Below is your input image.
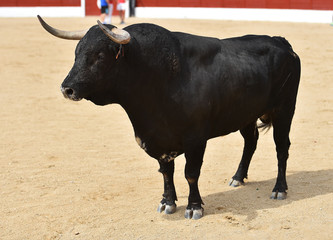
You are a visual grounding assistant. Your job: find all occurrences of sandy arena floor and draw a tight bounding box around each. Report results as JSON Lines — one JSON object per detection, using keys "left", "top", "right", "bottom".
{"left": 0, "top": 16, "right": 332, "bottom": 239}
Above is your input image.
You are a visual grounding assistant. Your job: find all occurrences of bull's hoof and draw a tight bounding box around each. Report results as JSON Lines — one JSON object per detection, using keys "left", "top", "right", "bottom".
{"left": 157, "top": 202, "right": 177, "bottom": 214}
{"left": 270, "top": 191, "right": 287, "bottom": 200}
{"left": 228, "top": 178, "right": 244, "bottom": 187}
{"left": 184, "top": 208, "right": 204, "bottom": 220}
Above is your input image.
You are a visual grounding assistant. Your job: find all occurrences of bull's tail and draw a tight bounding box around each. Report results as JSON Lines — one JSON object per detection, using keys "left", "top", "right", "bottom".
{"left": 257, "top": 70, "right": 293, "bottom": 132}
{"left": 257, "top": 41, "right": 301, "bottom": 133}
{"left": 258, "top": 113, "right": 273, "bottom": 131}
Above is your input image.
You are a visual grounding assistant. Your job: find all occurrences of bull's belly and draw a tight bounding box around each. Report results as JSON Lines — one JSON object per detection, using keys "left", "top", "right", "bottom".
{"left": 208, "top": 107, "right": 266, "bottom": 138}
{"left": 133, "top": 100, "right": 270, "bottom": 161}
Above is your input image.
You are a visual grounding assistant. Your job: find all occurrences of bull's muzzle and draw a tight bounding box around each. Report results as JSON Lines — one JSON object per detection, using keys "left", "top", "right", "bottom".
{"left": 60, "top": 86, "right": 82, "bottom": 101}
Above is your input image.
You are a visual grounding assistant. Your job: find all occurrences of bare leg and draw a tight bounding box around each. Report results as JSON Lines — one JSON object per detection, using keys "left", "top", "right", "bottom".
{"left": 120, "top": 10, "right": 125, "bottom": 24}
{"left": 100, "top": 13, "right": 106, "bottom": 23}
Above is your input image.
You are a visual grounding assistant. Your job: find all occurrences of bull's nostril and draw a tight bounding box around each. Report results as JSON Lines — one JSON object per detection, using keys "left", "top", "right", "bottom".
{"left": 61, "top": 86, "right": 75, "bottom": 98}
{"left": 65, "top": 88, "right": 74, "bottom": 96}
{"left": 61, "top": 86, "right": 82, "bottom": 101}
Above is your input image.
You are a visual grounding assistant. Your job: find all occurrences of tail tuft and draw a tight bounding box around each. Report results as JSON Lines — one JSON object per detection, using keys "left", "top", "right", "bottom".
{"left": 257, "top": 113, "right": 273, "bottom": 132}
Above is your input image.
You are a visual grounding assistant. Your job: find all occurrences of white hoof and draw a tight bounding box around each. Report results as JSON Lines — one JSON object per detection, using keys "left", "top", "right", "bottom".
{"left": 184, "top": 208, "right": 204, "bottom": 220}
{"left": 157, "top": 203, "right": 177, "bottom": 214}
{"left": 270, "top": 191, "right": 287, "bottom": 200}
{"left": 228, "top": 178, "right": 243, "bottom": 187}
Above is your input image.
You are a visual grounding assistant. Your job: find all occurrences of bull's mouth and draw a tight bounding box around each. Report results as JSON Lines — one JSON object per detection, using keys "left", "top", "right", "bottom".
{"left": 66, "top": 95, "right": 83, "bottom": 101}
{"left": 61, "top": 86, "right": 83, "bottom": 101}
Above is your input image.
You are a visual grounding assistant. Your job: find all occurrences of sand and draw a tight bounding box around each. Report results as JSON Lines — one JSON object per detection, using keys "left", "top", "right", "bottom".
{"left": 0, "top": 16, "right": 332, "bottom": 240}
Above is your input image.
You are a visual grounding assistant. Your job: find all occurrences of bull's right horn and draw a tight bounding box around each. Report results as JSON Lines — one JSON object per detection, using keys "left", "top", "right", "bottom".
{"left": 37, "top": 15, "right": 88, "bottom": 40}
{"left": 97, "top": 20, "right": 131, "bottom": 44}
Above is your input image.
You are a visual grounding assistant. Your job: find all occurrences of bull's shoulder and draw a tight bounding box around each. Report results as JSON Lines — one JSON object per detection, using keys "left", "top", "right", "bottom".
{"left": 172, "top": 32, "right": 222, "bottom": 62}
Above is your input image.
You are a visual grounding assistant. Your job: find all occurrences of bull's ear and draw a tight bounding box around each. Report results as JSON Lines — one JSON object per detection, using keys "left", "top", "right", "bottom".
{"left": 37, "top": 15, "right": 88, "bottom": 40}
{"left": 97, "top": 20, "right": 131, "bottom": 44}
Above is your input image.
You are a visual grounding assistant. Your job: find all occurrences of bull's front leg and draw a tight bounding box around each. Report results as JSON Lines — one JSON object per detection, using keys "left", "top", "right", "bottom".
{"left": 184, "top": 140, "right": 206, "bottom": 220}
{"left": 157, "top": 160, "right": 177, "bottom": 214}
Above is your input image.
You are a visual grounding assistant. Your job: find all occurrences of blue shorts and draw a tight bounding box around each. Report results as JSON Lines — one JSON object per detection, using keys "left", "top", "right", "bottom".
{"left": 101, "top": 6, "right": 109, "bottom": 14}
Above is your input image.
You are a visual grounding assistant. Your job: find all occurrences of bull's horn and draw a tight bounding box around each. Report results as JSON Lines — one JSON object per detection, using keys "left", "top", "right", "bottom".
{"left": 37, "top": 15, "right": 88, "bottom": 40}
{"left": 97, "top": 20, "right": 131, "bottom": 44}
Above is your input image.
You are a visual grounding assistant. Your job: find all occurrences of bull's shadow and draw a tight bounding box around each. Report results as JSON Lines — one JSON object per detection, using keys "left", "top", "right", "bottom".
{"left": 165, "top": 169, "right": 333, "bottom": 221}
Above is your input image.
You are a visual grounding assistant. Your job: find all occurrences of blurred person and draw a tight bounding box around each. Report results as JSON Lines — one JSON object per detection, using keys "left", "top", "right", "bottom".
{"left": 129, "top": 0, "right": 135, "bottom": 17}
{"left": 116, "top": 0, "right": 126, "bottom": 24}
{"left": 99, "top": 0, "right": 110, "bottom": 24}
{"left": 107, "top": 0, "right": 114, "bottom": 24}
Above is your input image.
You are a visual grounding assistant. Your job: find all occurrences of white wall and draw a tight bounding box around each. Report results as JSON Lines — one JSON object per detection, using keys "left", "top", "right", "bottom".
{"left": 1, "top": 2, "right": 332, "bottom": 23}
{"left": 136, "top": 7, "right": 333, "bottom": 23}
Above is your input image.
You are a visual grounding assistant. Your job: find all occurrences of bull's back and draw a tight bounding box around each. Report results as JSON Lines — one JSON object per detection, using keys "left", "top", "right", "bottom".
{"left": 176, "top": 35, "right": 299, "bottom": 138}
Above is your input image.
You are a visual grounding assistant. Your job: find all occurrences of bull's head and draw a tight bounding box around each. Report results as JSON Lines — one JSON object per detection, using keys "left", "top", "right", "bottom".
{"left": 37, "top": 16, "right": 131, "bottom": 105}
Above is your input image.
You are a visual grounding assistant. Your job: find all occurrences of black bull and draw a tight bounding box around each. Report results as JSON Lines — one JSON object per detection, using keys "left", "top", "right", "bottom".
{"left": 38, "top": 16, "right": 301, "bottom": 220}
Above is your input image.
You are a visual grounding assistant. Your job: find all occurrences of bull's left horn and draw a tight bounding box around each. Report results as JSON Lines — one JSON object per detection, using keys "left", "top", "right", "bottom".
{"left": 37, "top": 15, "right": 88, "bottom": 40}
{"left": 97, "top": 20, "right": 131, "bottom": 44}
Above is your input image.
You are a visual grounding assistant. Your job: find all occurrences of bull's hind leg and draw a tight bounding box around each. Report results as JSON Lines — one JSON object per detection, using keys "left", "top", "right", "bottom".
{"left": 271, "top": 108, "right": 294, "bottom": 200}
{"left": 229, "top": 122, "right": 259, "bottom": 187}
{"left": 157, "top": 161, "right": 177, "bottom": 214}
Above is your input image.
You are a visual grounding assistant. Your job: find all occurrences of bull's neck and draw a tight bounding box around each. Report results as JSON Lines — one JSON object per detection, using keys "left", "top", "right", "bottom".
{"left": 113, "top": 41, "right": 175, "bottom": 136}
{"left": 117, "top": 71, "right": 167, "bottom": 138}
{"left": 119, "top": 86, "right": 162, "bottom": 136}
